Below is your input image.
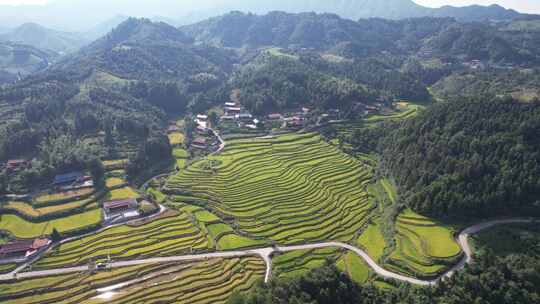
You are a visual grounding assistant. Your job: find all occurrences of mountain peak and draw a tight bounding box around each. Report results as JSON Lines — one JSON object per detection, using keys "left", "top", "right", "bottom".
{"left": 90, "top": 17, "right": 193, "bottom": 50}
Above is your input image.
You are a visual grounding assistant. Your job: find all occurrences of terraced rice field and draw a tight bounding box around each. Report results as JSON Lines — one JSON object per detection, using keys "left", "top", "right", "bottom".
{"left": 0, "top": 258, "right": 265, "bottom": 304}
{"left": 0, "top": 208, "right": 102, "bottom": 239}
{"left": 169, "top": 132, "right": 185, "bottom": 146}
{"left": 34, "top": 188, "right": 95, "bottom": 205}
{"left": 165, "top": 133, "right": 376, "bottom": 245}
{"left": 105, "top": 187, "right": 140, "bottom": 200}
{"left": 34, "top": 211, "right": 212, "bottom": 270}
{"left": 273, "top": 248, "right": 340, "bottom": 278}
{"left": 386, "top": 209, "right": 462, "bottom": 279}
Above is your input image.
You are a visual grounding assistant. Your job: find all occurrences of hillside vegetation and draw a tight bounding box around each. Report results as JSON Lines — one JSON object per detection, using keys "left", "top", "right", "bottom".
{"left": 377, "top": 98, "right": 540, "bottom": 217}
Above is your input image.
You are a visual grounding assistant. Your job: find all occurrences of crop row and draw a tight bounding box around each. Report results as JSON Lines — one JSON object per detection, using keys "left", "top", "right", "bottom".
{"left": 166, "top": 133, "right": 377, "bottom": 245}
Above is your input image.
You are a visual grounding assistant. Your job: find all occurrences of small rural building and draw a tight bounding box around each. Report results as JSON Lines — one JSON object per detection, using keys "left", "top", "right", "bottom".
{"left": 225, "top": 107, "right": 241, "bottom": 114}
{"left": 235, "top": 113, "right": 253, "bottom": 121}
{"left": 196, "top": 126, "right": 210, "bottom": 135}
{"left": 167, "top": 125, "right": 181, "bottom": 133}
{"left": 103, "top": 198, "right": 139, "bottom": 215}
{"left": 193, "top": 137, "right": 208, "bottom": 149}
{"left": 6, "top": 159, "right": 30, "bottom": 172}
{"left": 365, "top": 105, "right": 379, "bottom": 115}
{"left": 285, "top": 116, "right": 304, "bottom": 127}
{"left": 268, "top": 114, "right": 282, "bottom": 120}
{"left": 53, "top": 172, "right": 83, "bottom": 186}
{"left": 0, "top": 238, "right": 51, "bottom": 261}
{"left": 221, "top": 115, "right": 235, "bottom": 121}
{"left": 196, "top": 114, "right": 208, "bottom": 121}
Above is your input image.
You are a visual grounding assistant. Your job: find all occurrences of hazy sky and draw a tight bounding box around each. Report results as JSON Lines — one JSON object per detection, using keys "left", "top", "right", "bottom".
{"left": 0, "top": 0, "right": 539, "bottom": 14}
{"left": 0, "top": 0, "right": 539, "bottom": 31}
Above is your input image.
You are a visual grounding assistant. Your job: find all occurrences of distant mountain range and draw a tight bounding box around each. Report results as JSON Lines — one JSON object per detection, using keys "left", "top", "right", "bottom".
{"left": 223, "top": 0, "right": 524, "bottom": 22}
{"left": 0, "top": 23, "right": 88, "bottom": 54}
{"left": 0, "top": 0, "right": 533, "bottom": 32}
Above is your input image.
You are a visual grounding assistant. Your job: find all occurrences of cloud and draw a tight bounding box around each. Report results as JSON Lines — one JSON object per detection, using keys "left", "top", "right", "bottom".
{"left": 0, "top": 0, "right": 51, "bottom": 5}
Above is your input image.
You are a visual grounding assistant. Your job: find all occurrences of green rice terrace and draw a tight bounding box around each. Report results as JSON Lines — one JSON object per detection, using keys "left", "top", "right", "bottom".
{"left": 0, "top": 131, "right": 468, "bottom": 303}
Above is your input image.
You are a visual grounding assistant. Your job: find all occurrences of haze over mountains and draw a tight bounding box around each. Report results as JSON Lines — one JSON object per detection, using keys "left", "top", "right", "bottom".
{"left": 0, "top": 0, "right": 533, "bottom": 31}
{"left": 0, "top": 23, "right": 88, "bottom": 53}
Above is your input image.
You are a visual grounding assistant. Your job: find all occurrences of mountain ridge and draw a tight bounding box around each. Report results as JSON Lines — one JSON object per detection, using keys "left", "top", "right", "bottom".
{"left": 0, "top": 22, "right": 88, "bottom": 53}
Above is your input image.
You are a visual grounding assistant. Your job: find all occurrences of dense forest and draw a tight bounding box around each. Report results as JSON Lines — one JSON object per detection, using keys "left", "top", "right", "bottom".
{"left": 358, "top": 98, "right": 540, "bottom": 217}
{"left": 432, "top": 68, "right": 540, "bottom": 102}
{"left": 183, "top": 11, "right": 540, "bottom": 65}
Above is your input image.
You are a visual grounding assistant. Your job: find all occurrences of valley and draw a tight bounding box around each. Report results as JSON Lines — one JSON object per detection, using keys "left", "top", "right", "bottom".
{"left": 0, "top": 3, "right": 539, "bottom": 304}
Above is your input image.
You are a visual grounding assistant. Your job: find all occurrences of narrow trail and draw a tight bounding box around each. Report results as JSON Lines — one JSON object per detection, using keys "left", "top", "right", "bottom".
{"left": 0, "top": 218, "right": 535, "bottom": 285}
{"left": 208, "top": 127, "right": 225, "bottom": 155}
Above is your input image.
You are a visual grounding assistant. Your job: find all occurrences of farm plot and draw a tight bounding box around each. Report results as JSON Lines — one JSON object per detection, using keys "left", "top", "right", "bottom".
{"left": 33, "top": 211, "right": 212, "bottom": 270}
{"left": 0, "top": 257, "right": 265, "bottom": 304}
{"left": 385, "top": 209, "right": 462, "bottom": 279}
{"left": 273, "top": 248, "right": 340, "bottom": 278}
{"left": 165, "top": 133, "right": 377, "bottom": 245}
{"left": 0, "top": 208, "right": 102, "bottom": 239}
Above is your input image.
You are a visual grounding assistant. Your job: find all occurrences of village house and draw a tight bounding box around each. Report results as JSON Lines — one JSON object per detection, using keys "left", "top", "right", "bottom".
{"left": 220, "top": 115, "right": 235, "bottom": 121}
{"left": 192, "top": 137, "right": 208, "bottom": 149}
{"left": 0, "top": 238, "right": 51, "bottom": 263}
{"left": 167, "top": 125, "right": 181, "bottom": 134}
{"left": 225, "top": 107, "right": 241, "bottom": 115}
{"left": 104, "top": 198, "right": 139, "bottom": 215}
{"left": 196, "top": 114, "right": 208, "bottom": 121}
{"left": 53, "top": 172, "right": 93, "bottom": 190}
{"left": 103, "top": 198, "right": 140, "bottom": 224}
{"left": 267, "top": 113, "right": 283, "bottom": 120}
{"left": 235, "top": 113, "right": 253, "bottom": 122}
{"left": 285, "top": 116, "right": 304, "bottom": 128}
{"left": 365, "top": 105, "right": 380, "bottom": 115}
{"left": 196, "top": 125, "right": 210, "bottom": 135}
{"left": 5, "top": 159, "right": 30, "bottom": 172}
{"left": 53, "top": 172, "right": 84, "bottom": 186}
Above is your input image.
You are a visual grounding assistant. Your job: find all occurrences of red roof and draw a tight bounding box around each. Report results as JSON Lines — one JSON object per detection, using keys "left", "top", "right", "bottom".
{"left": 104, "top": 198, "right": 137, "bottom": 210}
{"left": 0, "top": 240, "right": 33, "bottom": 255}
{"left": 32, "top": 238, "right": 50, "bottom": 249}
{"left": 193, "top": 138, "right": 207, "bottom": 145}
{"left": 0, "top": 238, "right": 50, "bottom": 255}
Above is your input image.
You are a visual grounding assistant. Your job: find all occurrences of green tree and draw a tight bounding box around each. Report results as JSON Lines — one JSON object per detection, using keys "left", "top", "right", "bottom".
{"left": 208, "top": 112, "right": 219, "bottom": 128}
{"left": 50, "top": 228, "right": 62, "bottom": 242}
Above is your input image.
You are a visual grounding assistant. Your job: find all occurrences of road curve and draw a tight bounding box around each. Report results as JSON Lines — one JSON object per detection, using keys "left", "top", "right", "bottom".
{"left": 0, "top": 218, "right": 535, "bottom": 285}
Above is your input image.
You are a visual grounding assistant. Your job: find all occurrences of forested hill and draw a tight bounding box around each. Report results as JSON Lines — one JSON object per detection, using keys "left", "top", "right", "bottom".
{"left": 181, "top": 12, "right": 453, "bottom": 51}
{"left": 53, "top": 18, "right": 237, "bottom": 81}
{"left": 0, "top": 22, "right": 88, "bottom": 53}
{"left": 182, "top": 0, "right": 524, "bottom": 23}
{"left": 0, "top": 42, "right": 58, "bottom": 84}
{"left": 182, "top": 12, "right": 540, "bottom": 65}
{"left": 374, "top": 98, "right": 540, "bottom": 217}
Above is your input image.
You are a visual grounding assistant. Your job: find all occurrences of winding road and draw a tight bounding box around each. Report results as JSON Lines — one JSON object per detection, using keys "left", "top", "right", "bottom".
{"left": 0, "top": 218, "right": 535, "bottom": 285}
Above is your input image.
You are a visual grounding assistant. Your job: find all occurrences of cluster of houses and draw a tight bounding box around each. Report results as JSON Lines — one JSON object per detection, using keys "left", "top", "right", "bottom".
{"left": 220, "top": 102, "right": 258, "bottom": 129}
{"left": 0, "top": 237, "right": 51, "bottom": 264}
{"left": 192, "top": 115, "right": 219, "bottom": 151}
